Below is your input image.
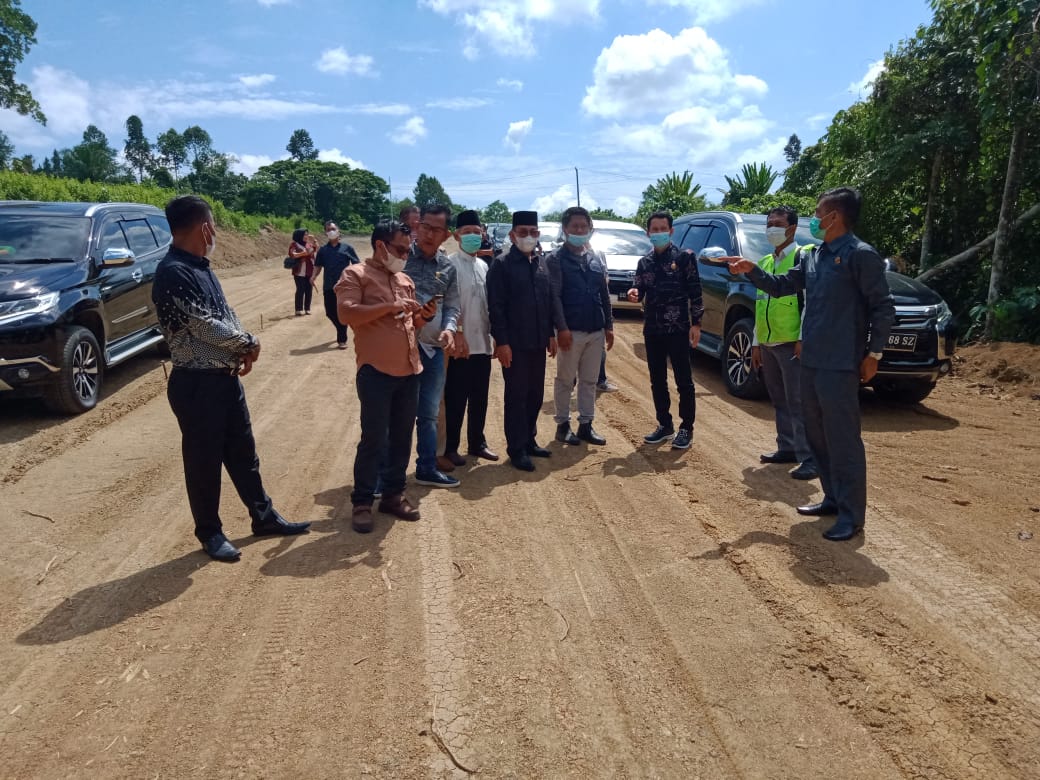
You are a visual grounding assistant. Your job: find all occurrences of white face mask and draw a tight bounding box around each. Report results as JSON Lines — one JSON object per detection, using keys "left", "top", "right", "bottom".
{"left": 384, "top": 253, "right": 406, "bottom": 274}
{"left": 516, "top": 236, "right": 539, "bottom": 253}
{"left": 766, "top": 226, "right": 789, "bottom": 248}
{"left": 204, "top": 225, "right": 216, "bottom": 256}
{"left": 326, "top": 230, "right": 339, "bottom": 240}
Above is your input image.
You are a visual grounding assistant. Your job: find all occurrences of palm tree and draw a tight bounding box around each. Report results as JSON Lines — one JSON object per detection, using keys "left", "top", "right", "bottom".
{"left": 723, "top": 163, "right": 778, "bottom": 206}
{"left": 635, "top": 170, "right": 706, "bottom": 224}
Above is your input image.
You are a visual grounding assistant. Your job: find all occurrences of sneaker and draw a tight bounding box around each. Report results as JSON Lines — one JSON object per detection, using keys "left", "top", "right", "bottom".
{"left": 415, "top": 470, "right": 460, "bottom": 488}
{"left": 596, "top": 380, "right": 619, "bottom": 392}
{"left": 337, "top": 342, "right": 348, "bottom": 350}
{"left": 643, "top": 424, "right": 674, "bottom": 444}
{"left": 295, "top": 310, "right": 305, "bottom": 317}
{"left": 671, "top": 428, "right": 693, "bottom": 450}
{"left": 304, "top": 310, "right": 312, "bottom": 315}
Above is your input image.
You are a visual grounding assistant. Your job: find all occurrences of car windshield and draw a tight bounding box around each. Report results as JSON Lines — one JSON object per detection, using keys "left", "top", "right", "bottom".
{"left": 591, "top": 228, "right": 653, "bottom": 256}
{"left": 0, "top": 215, "right": 89, "bottom": 263}
{"left": 739, "top": 223, "right": 819, "bottom": 260}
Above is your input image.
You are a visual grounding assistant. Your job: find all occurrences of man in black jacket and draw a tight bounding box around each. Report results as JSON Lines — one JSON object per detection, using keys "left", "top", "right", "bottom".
{"left": 486, "top": 210, "right": 558, "bottom": 471}
{"left": 153, "top": 196, "right": 309, "bottom": 561}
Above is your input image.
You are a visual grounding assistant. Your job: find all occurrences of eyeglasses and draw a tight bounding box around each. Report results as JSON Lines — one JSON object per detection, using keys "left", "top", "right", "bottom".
{"left": 384, "top": 241, "right": 411, "bottom": 259}
{"left": 419, "top": 222, "right": 448, "bottom": 233}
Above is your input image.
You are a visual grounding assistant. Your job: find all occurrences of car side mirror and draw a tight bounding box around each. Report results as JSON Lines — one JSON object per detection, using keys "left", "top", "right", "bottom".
{"left": 101, "top": 247, "right": 136, "bottom": 267}
{"left": 698, "top": 246, "right": 728, "bottom": 265}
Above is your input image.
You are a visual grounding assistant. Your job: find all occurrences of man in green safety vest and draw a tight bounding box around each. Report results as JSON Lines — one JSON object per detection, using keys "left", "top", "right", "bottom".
{"left": 752, "top": 206, "right": 818, "bottom": 481}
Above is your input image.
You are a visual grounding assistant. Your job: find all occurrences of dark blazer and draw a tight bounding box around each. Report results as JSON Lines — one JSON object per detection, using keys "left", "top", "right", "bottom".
{"left": 486, "top": 247, "right": 554, "bottom": 351}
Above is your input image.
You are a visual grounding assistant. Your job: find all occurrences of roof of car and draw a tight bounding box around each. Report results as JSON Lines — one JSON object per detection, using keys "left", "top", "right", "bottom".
{"left": 0, "top": 201, "right": 164, "bottom": 217}
{"left": 592, "top": 219, "right": 643, "bottom": 230}
{"left": 676, "top": 210, "right": 810, "bottom": 225}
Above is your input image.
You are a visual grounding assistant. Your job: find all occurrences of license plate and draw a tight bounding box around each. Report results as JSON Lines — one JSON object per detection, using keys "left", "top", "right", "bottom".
{"left": 886, "top": 332, "right": 917, "bottom": 352}
{"left": 618, "top": 292, "right": 631, "bottom": 302}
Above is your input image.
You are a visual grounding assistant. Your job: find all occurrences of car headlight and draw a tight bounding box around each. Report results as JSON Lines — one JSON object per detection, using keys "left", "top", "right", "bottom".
{"left": 934, "top": 301, "right": 952, "bottom": 322}
{"left": 0, "top": 292, "right": 61, "bottom": 326}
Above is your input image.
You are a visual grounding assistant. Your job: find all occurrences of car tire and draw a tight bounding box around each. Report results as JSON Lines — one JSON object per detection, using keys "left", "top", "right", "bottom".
{"left": 44, "top": 325, "right": 103, "bottom": 414}
{"left": 722, "top": 317, "right": 766, "bottom": 399}
{"left": 872, "top": 378, "right": 936, "bottom": 404}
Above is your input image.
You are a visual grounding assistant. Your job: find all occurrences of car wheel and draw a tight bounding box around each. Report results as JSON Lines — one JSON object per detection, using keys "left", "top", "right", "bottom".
{"left": 872, "top": 378, "right": 937, "bottom": 404}
{"left": 722, "top": 317, "right": 766, "bottom": 399}
{"left": 44, "top": 325, "right": 103, "bottom": 414}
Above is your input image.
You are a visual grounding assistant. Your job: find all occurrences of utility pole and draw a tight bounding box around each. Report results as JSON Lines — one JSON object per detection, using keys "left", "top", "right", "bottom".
{"left": 575, "top": 167, "right": 581, "bottom": 207}
{"left": 388, "top": 177, "right": 392, "bottom": 219}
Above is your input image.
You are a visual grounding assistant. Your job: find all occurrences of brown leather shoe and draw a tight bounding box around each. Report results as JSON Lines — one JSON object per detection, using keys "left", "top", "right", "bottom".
{"left": 435, "top": 455, "right": 456, "bottom": 472}
{"left": 468, "top": 446, "right": 499, "bottom": 461}
{"left": 351, "top": 505, "right": 374, "bottom": 534}
{"left": 378, "top": 494, "right": 420, "bottom": 522}
{"left": 444, "top": 451, "right": 467, "bottom": 467}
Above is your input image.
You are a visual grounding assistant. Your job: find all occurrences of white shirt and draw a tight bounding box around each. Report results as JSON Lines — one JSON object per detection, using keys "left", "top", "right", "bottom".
{"left": 449, "top": 250, "right": 492, "bottom": 355}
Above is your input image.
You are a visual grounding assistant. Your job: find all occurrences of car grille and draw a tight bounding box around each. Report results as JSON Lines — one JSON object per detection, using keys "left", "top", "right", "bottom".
{"left": 885, "top": 308, "right": 938, "bottom": 359}
{"left": 607, "top": 270, "right": 635, "bottom": 296}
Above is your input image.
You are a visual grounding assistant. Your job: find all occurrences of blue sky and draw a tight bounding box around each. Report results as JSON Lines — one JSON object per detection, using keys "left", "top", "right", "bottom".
{"left": 4, "top": 0, "right": 932, "bottom": 216}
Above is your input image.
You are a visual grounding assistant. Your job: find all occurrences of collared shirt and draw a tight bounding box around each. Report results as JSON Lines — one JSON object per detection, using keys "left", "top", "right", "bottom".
{"left": 448, "top": 250, "right": 492, "bottom": 355}
{"left": 404, "top": 245, "right": 461, "bottom": 355}
{"left": 546, "top": 245, "right": 613, "bottom": 334}
{"left": 747, "top": 231, "right": 895, "bottom": 371}
{"left": 753, "top": 241, "right": 804, "bottom": 348}
{"left": 632, "top": 243, "right": 704, "bottom": 336}
{"left": 315, "top": 241, "right": 359, "bottom": 292}
{"left": 152, "top": 246, "right": 258, "bottom": 371}
{"left": 486, "top": 246, "right": 554, "bottom": 351}
{"left": 335, "top": 258, "right": 422, "bottom": 377}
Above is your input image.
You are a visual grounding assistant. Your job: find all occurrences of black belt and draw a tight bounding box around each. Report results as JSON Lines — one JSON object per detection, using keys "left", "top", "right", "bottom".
{"left": 172, "top": 365, "right": 239, "bottom": 376}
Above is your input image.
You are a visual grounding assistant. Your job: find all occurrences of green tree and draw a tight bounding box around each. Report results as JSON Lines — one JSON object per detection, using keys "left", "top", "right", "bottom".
{"left": 732, "top": 191, "right": 818, "bottom": 220}
{"left": 182, "top": 125, "right": 213, "bottom": 167}
{"left": 0, "top": 130, "right": 13, "bottom": 169}
{"left": 155, "top": 128, "right": 187, "bottom": 183}
{"left": 782, "top": 143, "right": 824, "bottom": 197}
{"left": 0, "top": 0, "right": 44, "bottom": 124}
{"left": 286, "top": 129, "right": 318, "bottom": 161}
{"left": 61, "top": 125, "right": 119, "bottom": 182}
{"left": 588, "top": 208, "right": 622, "bottom": 221}
{"left": 722, "top": 162, "right": 778, "bottom": 206}
{"left": 123, "top": 115, "right": 152, "bottom": 182}
{"left": 10, "top": 153, "right": 31, "bottom": 173}
{"left": 783, "top": 134, "right": 802, "bottom": 165}
{"left": 481, "top": 199, "right": 511, "bottom": 223}
{"left": 634, "top": 171, "right": 706, "bottom": 226}
{"left": 413, "top": 173, "right": 452, "bottom": 210}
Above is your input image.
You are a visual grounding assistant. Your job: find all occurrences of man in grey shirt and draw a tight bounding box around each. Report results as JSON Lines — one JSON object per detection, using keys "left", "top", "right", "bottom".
{"left": 727, "top": 187, "right": 895, "bottom": 541}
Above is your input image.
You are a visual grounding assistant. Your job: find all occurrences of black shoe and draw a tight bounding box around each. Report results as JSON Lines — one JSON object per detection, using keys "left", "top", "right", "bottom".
{"left": 671, "top": 427, "right": 693, "bottom": 450}
{"left": 526, "top": 443, "right": 551, "bottom": 458}
{"left": 823, "top": 522, "right": 864, "bottom": 541}
{"left": 555, "top": 422, "right": 580, "bottom": 445}
{"left": 790, "top": 463, "right": 819, "bottom": 481}
{"left": 415, "top": 470, "right": 460, "bottom": 488}
{"left": 576, "top": 422, "right": 606, "bottom": 445}
{"left": 201, "top": 533, "right": 241, "bottom": 561}
{"left": 797, "top": 500, "right": 839, "bottom": 516}
{"left": 761, "top": 450, "right": 798, "bottom": 464}
{"left": 643, "top": 424, "right": 674, "bottom": 444}
{"left": 468, "top": 445, "right": 499, "bottom": 461}
{"left": 251, "top": 512, "right": 311, "bottom": 536}
{"left": 351, "top": 505, "right": 374, "bottom": 534}
{"left": 510, "top": 454, "right": 535, "bottom": 472}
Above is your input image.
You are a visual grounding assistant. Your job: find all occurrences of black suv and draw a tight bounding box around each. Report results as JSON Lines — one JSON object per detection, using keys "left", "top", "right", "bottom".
{"left": 0, "top": 201, "right": 171, "bottom": 413}
{"left": 674, "top": 211, "right": 956, "bottom": 403}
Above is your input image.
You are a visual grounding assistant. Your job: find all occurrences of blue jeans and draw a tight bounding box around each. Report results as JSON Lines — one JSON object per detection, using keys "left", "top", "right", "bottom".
{"left": 416, "top": 347, "right": 446, "bottom": 474}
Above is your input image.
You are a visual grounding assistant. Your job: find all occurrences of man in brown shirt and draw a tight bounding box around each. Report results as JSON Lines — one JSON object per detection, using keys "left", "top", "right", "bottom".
{"left": 335, "top": 220, "right": 437, "bottom": 533}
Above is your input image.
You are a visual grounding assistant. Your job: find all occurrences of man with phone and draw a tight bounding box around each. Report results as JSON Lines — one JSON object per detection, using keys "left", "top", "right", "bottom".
{"left": 404, "top": 204, "right": 462, "bottom": 488}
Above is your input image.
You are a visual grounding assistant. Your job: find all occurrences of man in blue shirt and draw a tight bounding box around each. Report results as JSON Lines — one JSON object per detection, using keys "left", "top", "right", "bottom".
{"left": 726, "top": 187, "right": 895, "bottom": 541}
{"left": 314, "top": 220, "right": 359, "bottom": 349}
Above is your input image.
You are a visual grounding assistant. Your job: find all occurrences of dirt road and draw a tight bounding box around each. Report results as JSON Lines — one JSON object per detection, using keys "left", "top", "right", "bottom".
{"left": 1, "top": 255, "right": 1038, "bottom": 778}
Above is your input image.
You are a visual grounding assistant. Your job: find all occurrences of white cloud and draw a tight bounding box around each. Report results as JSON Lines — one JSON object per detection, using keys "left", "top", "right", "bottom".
{"left": 806, "top": 112, "right": 831, "bottom": 130}
{"left": 392, "top": 116, "right": 428, "bottom": 145}
{"left": 315, "top": 47, "right": 374, "bottom": 76}
{"left": 349, "top": 102, "right": 413, "bottom": 116}
{"left": 426, "top": 97, "right": 493, "bottom": 110}
{"left": 318, "top": 147, "right": 366, "bottom": 169}
{"left": 421, "top": 0, "right": 600, "bottom": 57}
{"left": 503, "top": 117, "right": 534, "bottom": 152}
{"left": 238, "top": 73, "right": 276, "bottom": 88}
{"left": 645, "top": 0, "right": 767, "bottom": 24}
{"left": 849, "top": 59, "right": 885, "bottom": 97}
{"left": 531, "top": 184, "right": 598, "bottom": 214}
{"left": 231, "top": 153, "right": 280, "bottom": 176}
{"left": 257, "top": 0, "right": 292, "bottom": 5}
{"left": 612, "top": 196, "right": 637, "bottom": 217}
{"left": 497, "top": 77, "right": 524, "bottom": 91}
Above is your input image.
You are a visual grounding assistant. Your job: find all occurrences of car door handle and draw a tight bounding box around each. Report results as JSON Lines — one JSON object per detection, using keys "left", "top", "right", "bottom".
{"left": 131, "top": 270, "right": 143, "bottom": 282}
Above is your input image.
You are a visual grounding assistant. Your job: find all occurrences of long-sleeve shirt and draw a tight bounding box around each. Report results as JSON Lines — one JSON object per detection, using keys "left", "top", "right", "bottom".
{"left": 404, "top": 245, "right": 460, "bottom": 354}
{"left": 315, "top": 241, "right": 359, "bottom": 292}
{"left": 486, "top": 246, "right": 554, "bottom": 351}
{"left": 631, "top": 243, "right": 704, "bottom": 336}
{"left": 152, "top": 246, "right": 258, "bottom": 371}
{"left": 746, "top": 231, "right": 895, "bottom": 372}
{"left": 545, "top": 245, "right": 613, "bottom": 334}
{"left": 335, "top": 259, "right": 422, "bottom": 377}
{"left": 448, "top": 250, "right": 492, "bottom": 355}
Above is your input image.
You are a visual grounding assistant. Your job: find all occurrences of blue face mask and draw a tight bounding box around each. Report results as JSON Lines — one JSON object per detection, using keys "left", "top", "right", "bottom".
{"left": 459, "top": 233, "right": 483, "bottom": 254}
{"left": 566, "top": 233, "right": 591, "bottom": 247}
{"left": 649, "top": 232, "right": 671, "bottom": 248}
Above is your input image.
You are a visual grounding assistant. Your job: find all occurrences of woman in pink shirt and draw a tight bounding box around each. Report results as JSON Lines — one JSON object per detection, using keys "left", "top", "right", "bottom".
{"left": 289, "top": 228, "right": 317, "bottom": 315}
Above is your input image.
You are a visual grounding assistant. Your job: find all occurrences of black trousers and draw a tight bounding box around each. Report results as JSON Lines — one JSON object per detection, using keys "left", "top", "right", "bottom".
{"left": 444, "top": 354, "right": 492, "bottom": 454}
{"left": 352, "top": 364, "right": 420, "bottom": 506}
{"left": 644, "top": 331, "right": 696, "bottom": 430}
{"left": 323, "top": 289, "right": 348, "bottom": 344}
{"left": 502, "top": 347, "right": 546, "bottom": 458}
{"left": 167, "top": 369, "right": 274, "bottom": 542}
{"left": 801, "top": 366, "right": 866, "bottom": 528}
{"left": 293, "top": 276, "right": 312, "bottom": 312}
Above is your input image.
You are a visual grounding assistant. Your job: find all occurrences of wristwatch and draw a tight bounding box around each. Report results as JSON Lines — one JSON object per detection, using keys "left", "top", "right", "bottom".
{"left": 868, "top": 351, "right": 883, "bottom": 360}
